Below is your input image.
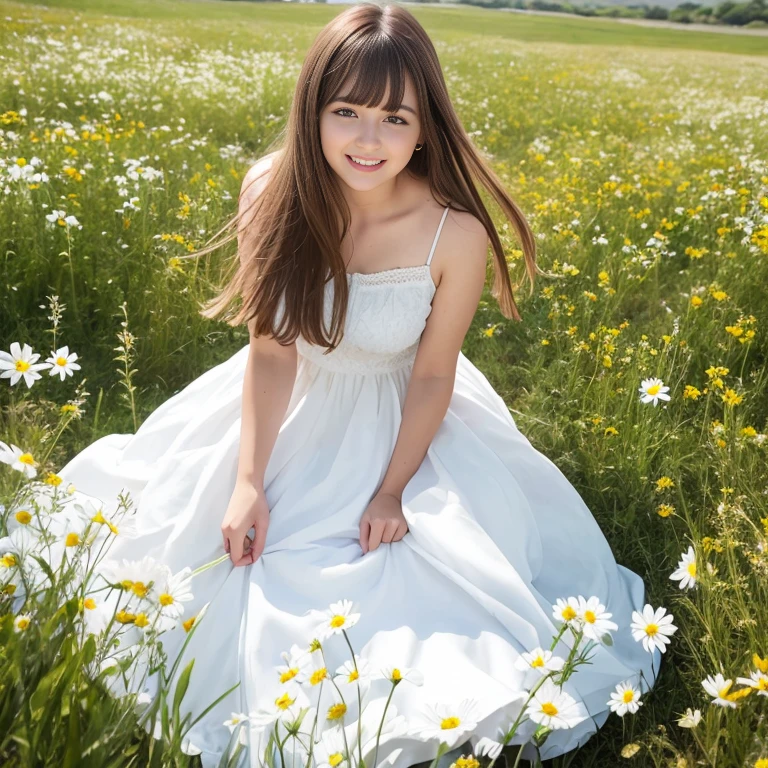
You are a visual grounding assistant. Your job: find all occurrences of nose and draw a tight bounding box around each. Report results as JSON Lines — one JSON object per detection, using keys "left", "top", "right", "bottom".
{"left": 354, "top": 118, "right": 382, "bottom": 151}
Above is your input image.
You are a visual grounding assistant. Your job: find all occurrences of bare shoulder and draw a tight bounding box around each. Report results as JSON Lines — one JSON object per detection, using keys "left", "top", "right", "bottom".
{"left": 241, "top": 148, "right": 283, "bottom": 201}
{"left": 435, "top": 205, "right": 490, "bottom": 287}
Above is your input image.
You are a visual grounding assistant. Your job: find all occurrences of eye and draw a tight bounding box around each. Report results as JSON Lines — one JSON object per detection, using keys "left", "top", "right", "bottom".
{"left": 332, "top": 108, "right": 407, "bottom": 125}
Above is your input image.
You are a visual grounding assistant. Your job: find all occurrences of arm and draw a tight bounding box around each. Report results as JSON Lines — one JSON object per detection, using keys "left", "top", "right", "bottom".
{"left": 223, "top": 157, "right": 296, "bottom": 566}
{"left": 378, "top": 212, "right": 489, "bottom": 501}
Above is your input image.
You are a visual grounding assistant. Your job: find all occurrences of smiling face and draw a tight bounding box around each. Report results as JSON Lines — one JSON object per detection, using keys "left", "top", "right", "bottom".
{"left": 319, "top": 70, "right": 423, "bottom": 195}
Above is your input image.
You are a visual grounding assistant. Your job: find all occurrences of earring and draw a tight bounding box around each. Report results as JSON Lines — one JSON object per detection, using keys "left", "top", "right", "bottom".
{"left": 414, "top": 143, "right": 424, "bottom": 151}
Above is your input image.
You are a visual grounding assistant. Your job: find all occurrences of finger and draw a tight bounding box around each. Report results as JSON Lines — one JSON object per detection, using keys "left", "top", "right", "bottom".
{"left": 393, "top": 521, "right": 409, "bottom": 541}
{"left": 251, "top": 524, "right": 267, "bottom": 561}
{"left": 230, "top": 532, "right": 245, "bottom": 564}
{"left": 359, "top": 520, "right": 370, "bottom": 554}
{"left": 368, "top": 521, "right": 384, "bottom": 552}
{"left": 384, "top": 518, "right": 402, "bottom": 542}
{"left": 232, "top": 550, "right": 255, "bottom": 568}
{"left": 224, "top": 537, "right": 230, "bottom": 553}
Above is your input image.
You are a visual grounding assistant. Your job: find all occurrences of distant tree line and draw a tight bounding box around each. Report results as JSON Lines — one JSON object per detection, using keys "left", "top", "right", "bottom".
{"left": 432, "top": 0, "right": 768, "bottom": 27}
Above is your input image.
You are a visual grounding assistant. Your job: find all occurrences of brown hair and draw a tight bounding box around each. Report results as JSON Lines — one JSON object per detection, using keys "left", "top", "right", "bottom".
{"left": 182, "top": 2, "right": 544, "bottom": 352}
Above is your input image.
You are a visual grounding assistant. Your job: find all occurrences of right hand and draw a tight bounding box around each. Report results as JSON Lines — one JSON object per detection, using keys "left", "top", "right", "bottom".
{"left": 221, "top": 480, "right": 270, "bottom": 567}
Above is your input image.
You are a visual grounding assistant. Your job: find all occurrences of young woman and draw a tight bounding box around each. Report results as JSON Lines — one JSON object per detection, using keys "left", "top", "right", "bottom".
{"left": 59, "top": 3, "right": 660, "bottom": 766}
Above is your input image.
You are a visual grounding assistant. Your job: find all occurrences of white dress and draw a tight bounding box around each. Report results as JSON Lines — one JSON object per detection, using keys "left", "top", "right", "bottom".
{"left": 58, "top": 205, "right": 660, "bottom": 767}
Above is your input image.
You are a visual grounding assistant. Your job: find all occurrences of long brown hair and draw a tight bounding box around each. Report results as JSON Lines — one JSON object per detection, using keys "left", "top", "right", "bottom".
{"left": 183, "top": 2, "right": 544, "bottom": 352}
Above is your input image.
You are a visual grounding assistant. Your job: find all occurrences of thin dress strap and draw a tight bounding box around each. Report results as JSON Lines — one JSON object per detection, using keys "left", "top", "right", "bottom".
{"left": 426, "top": 206, "right": 450, "bottom": 266}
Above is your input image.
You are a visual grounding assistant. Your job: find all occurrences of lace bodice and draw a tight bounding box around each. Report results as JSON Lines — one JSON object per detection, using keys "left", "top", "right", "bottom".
{"left": 295, "top": 266, "right": 437, "bottom": 375}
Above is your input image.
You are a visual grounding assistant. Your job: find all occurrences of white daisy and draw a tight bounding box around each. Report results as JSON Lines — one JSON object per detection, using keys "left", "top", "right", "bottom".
{"left": 0, "top": 442, "right": 39, "bottom": 478}
{"left": 701, "top": 673, "right": 739, "bottom": 708}
{"left": 314, "top": 725, "right": 349, "bottom": 768}
{"left": 335, "top": 655, "right": 373, "bottom": 689}
{"left": 514, "top": 647, "right": 565, "bottom": 677}
{"left": 249, "top": 687, "right": 306, "bottom": 731}
{"left": 575, "top": 595, "right": 618, "bottom": 643}
{"left": 676, "top": 707, "right": 702, "bottom": 728}
{"left": 13, "top": 612, "right": 33, "bottom": 632}
{"left": 551, "top": 596, "right": 582, "bottom": 629}
{"left": 523, "top": 678, "right": 588, "bottom": 730}
{"left": 276, "top": 643, "right": 318, "bottom": 689}
{"left": 607, "top": 680, "right": 644, "bottom": 716}
{"left": 0, "top": 342, "right": 52, "bottom": 388}
{"left": 315, "top": 599, "right": 360, "bottom": 641}
{"left": 638, "top": 377, "right": 671, "bottom": 406}
{"left": 409, "top": 698, "right": 481, "bottom": 748}
{"left": 223, "top": 712, "right": 250, "bottom": 746}
{"left": 45, "top": 346, "right": 81, "bottom": 381}
{"left": 100, "top": 555, "right": 172, "bottom": 605}
{"left": 735, "top": 669, "right": 768, "bottom": 697}
{"left": 630, "top": 604, "right": 677, "bottom": 654}
{"left": 474, "top": 734, "right": 504, "bottom": 760}
{"left": 45, "top": 209, "right": 68, "bottom": 225}
{"left": 151, "top": 565, "right": 194, "bottom": 619}
{"left": 314, "top": 696, "right": 409, "bottom": 768}
{"left": 373, "top": 664, "right": 424, "bottom": 687}
{"left": 669, "top": 545, "right": 697, "bottom": 590}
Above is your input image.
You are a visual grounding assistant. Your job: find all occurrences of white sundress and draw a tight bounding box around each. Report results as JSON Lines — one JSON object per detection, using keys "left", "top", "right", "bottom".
{"left": 57, "top": 204, "right": 661, "bottom": 766}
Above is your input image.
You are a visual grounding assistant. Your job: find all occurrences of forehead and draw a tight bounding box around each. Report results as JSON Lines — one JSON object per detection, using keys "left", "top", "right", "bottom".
{"left": 331, "top": 68, "right": 418, "bottom": 113}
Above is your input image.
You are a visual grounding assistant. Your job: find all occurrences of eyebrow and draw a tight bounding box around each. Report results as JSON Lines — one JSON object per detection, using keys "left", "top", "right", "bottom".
{"left": 332, "top": 98, "right": 418, "bottom": 117}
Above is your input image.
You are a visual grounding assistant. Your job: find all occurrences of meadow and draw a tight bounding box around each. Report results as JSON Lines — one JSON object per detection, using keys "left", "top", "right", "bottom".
{"left": 1, "top": 0, "right": 768, "bottom": 766}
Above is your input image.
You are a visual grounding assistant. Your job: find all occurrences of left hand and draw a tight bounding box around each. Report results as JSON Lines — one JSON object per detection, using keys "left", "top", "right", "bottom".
{"left": 359, "top": 491, "right": 409, "bottom": 554}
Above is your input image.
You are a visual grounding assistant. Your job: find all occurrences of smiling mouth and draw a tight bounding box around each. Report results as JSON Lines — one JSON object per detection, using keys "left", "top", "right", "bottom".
{"left": 346, "top": 155, "right": 386, "bottom": 167}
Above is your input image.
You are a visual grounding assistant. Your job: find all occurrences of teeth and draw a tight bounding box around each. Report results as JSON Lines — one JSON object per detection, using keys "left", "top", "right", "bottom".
{"left": 350, "top": 156, "right": 383, "bottom": 166}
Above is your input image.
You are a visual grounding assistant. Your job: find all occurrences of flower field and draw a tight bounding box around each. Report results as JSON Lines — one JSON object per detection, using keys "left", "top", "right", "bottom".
{"left": 1, "top": 1, "right": 767, "bottom": 766}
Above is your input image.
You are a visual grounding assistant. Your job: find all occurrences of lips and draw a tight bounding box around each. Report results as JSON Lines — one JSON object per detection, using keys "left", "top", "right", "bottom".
{"left": 346, "top": 155, "right": 387, "bottom": 172}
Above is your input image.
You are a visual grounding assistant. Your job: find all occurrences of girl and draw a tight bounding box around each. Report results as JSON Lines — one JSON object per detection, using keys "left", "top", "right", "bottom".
{"left": 59, "top": 3, "right": 660, "bottom": 766}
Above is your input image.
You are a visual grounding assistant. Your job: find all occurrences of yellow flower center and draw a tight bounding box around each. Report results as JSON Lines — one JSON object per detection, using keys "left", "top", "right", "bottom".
{"left": 330, "top": 615, "right": 346, "bottom": 628}
{"left": 15, "top": 510, "right": 32, "bottom": 524}
{"left": 531, "top": 655, "right": 545, "bottom": 667}
{"left": 159, "top": 593, "right": 174, "bottom": 606}
{"left": 645, "top": 623, "right": 658, "bottom": 637}
{"left": 56, "top": 356, "right": 67, "bottom": 366}
{"left": 329, "top": 753, "right": 344, "bottom": 767}
{"left": 183, "top": 616, "right": 196, "bottom": 632}
{"left": 276, "top": 692, "right": 296, "bottom": 710}
{"left": 310, "top": 668, "right": 328, "bottom": 685}
{"left": 348, "top": 669, "right": 359, "bottom": 682}
{"left": 65, "top": 532, "right": 80, "bottom": 547}
{"left": 623, "top": 690, "right": 635, "bottom": 703}
{"left": 392, "top": 668, "right": 402, "bottom": 680}
{"left": 327, "top": 703, "right": 347, "bottom": 720}
{"left": 19, "top": 453, "right": 36, "bottom": 466}
{"left": 2, "top": 554, "right": 17, "bottom": 567}
{"left": 15, "top": 360, "right": 30, "bottom": 372}
{"left": 687, "top": 563, "right": 697, "bottom": 577}
{"left": 131, "top": 581, "right": 149, "bottom": 598}
{"left": 441, "top": 716, "right": 460, "bottom": 730}
{"left": 646, "top": 384, "right": 660, "bottom": 396}
{"left": 83, "top": 598, "right": 96, "bottom": 610}
{"left": 16, "top": 617, "right": 31, "bottom": 630}
{"left": 541, "top": 702, "right": 559, "bottom": 716}
{"left": 584, "top": 610, "right": 596, "bottom": 624}
{"left": 134, "top": 613, "right": 150, "bottom": 628}
{"left": 562, "top": 606, "right": 577, "bottom": 621}
{"left": 280, "top": 668, "right": 298, "bottom": 683}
